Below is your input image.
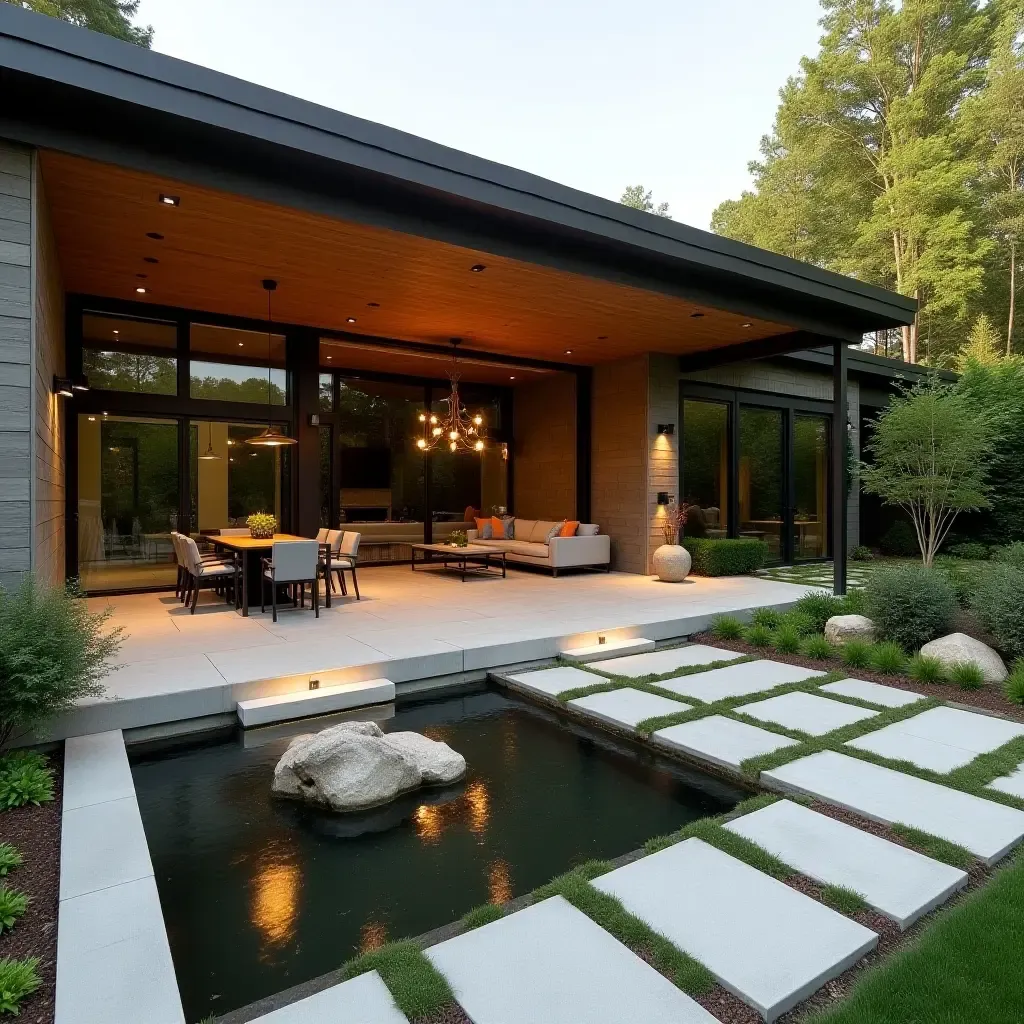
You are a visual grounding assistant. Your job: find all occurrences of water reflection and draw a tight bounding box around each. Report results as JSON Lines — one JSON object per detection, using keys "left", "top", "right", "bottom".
{"left": 466, "top": 780, "right": 489, "bottom": 837}
{"left": 360, "top": 920, "right": 388, "bottom": 953}
{"left": 487, "top": 859, "right": 512, "bottom": 904}
{"left": 412, "top": 779, "right": 492, "bottom": 846}
{"left": 250, "top": 847, "right": 300, "bottom": 955}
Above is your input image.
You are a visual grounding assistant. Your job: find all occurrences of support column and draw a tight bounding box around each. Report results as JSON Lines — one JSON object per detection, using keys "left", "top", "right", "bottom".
{"left": 832, "top": 341, "right": 848, "bottom": 595}
{"left": 292, "top": 327, "right": 320, "bottom": 539}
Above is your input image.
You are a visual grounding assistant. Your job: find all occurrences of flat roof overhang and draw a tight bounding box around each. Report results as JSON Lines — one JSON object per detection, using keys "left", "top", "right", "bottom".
{"left": 0, "top": 6, "right": 917, "bottom": 364}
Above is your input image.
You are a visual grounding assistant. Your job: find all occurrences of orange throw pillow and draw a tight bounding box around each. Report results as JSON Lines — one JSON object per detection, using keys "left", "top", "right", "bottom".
{"left": 559, "top": 521, "right": 580, "bottom": 537}
{"left": 490, "top": 516, "right": 507, "bottom": 539}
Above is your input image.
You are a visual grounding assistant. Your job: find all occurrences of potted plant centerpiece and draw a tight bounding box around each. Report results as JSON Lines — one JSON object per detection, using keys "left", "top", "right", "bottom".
{"left": 653, "top": 501, "right": 690, "bottom": 582}
{"left": 247, "top": 511, "right": 277, "bottom": 540}
{"left": 448, "top": 529, "right": 468, "bottom": 548}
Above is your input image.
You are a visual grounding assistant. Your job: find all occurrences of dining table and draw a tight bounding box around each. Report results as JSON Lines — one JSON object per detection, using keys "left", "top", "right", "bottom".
{"left": 204, "top": 532, "right": 333, "bottom": 616}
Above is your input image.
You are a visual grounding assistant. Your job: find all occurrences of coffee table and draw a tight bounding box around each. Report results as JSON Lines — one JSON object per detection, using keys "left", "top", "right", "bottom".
{"left": 410, "top": 542, "right": 507, "bottom": 581}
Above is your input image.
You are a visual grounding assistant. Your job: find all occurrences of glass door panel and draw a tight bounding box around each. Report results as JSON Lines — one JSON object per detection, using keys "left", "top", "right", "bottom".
{"left": 739, "top": 407, "right": 784, "bottom": 562}
{"left": 681, "top": 399, "right": 729, "bottom": 538}
{"left": 793, "top": 414, "right": 830, "bottom": 560}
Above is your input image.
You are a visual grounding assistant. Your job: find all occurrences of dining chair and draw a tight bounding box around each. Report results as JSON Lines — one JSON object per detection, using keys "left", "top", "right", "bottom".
{"left": 319, "top": 529, "right": 343, "bottom": 595}
{"left": 316, "top": 527, "right": 330, "bottom": 544}
{"left": 261, "top": 539, "right": 320, "bottom": 622}
{"left": 334, "top": 531, "right": 361, "bottom": 600}
{"left": 181, "top": 536, "right": 239, "bottom": 614}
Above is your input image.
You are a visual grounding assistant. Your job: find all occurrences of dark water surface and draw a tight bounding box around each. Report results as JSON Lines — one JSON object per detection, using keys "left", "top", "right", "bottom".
{"left": 131, "top": 688, "right": 744, "bottom": 1020}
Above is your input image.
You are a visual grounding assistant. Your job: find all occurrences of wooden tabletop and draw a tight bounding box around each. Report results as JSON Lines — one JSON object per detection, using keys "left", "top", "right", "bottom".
{"left": 206, "top": 533, "right": 307, "bottom": 551}
{"left": 410, "top": 542, "right": 505, "bottom": 555}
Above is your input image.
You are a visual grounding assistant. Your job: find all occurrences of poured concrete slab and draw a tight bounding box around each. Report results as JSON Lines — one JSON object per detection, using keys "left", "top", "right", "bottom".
{"left": 569, "top": 688, "right": 691, "bottom": 730}
{"left": 427, "top": 895, "right": 719, "bottom": 1024}
{"left": 848, "top": 706, "right": 1024, "bottom": 774}
{"left": 736, "top": 692, "right": 879, "bottom": 737}
{"left": 820, "top": 678, "right": 927, "bottom": 708}
{"left": 725, "top": 799, "right": 968, "bottom": 928}
{"left": 593, "top": 838, "right": 877, "bottom": 1022}
{"left": 561, "top": 636, "right": 655, "bottom": 663}
{"left": 658, "top": 660, "right": 824, "bottom": 703}
{"left": 504, "top": 665, "right": 605, "bottom": 698}
{"left": 987, "top": 762, "right": 1024, "bottom": 800}
{"left": 251, "top": 971, "right": 407, "bottom": 1023}
{"left": 588, "top": 644, "right": 742, "bottom": 678}
{"left": 764, "top": 750, "right": 1024, "bottom": 865}
{"left": 63, "top": 730, "right": 135, "bottom": 811}
{"left": 654, "top": 715, "right": 800, "bottom": 771}
{"left": 236, "top": 678, "right": 395, "bottom": 727}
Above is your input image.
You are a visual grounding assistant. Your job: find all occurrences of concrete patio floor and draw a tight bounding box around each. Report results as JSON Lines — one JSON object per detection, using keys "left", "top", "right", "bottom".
{"left": 48, "top": 567, "right": 815, "bottom": 739}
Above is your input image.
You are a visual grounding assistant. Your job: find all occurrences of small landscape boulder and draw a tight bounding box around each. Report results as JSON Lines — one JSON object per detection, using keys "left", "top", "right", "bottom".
{"left": 919, "top": 633, "right": 1007, "bottom": 684}
{"left": 381, "top": 731, "right": 466, "bottom": 784}
{"left": 824, "top": 614, "right": 876, "bottom": 645}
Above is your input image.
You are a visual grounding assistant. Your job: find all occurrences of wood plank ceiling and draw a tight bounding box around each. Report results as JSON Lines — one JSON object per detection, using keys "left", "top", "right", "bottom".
{"left": 40, "top": 150, "right": 793, "bottom": 367}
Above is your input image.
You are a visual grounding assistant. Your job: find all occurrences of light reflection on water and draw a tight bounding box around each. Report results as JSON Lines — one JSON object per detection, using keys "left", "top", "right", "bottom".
{"left": 249, "top": 846, "right": 300, "bottom": 956}
{"left": 412, "top": 778, "right": 491, "bottom": 845}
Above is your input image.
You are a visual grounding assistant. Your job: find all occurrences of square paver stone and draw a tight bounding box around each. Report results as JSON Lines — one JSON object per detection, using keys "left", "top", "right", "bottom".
{"left": 736, "top": 691, "right": 879, "bottom": 737}
{"left": 504, "top": 665, "right": 604, "bottom": 698}
{"left": 725, "top": 799, "right": 968, "bottom": 928}
{"left": 63, "top": 730, "right": 136, "bottom": 811}
{"left": 426, "top": 894, "right": 718, "bottom": 1024}
{"left": 658, "top": 660, "right": 824, "bottom": 702}
{"left": 250, "top": 971, "right": 407, "bottom": 1023}
{"left": 593, "top": 838, "right": 877, "bottom": 1022}
{"left": 820, "top": 678, "right": 927, "bottom": 709}
{"left": 764, "top": 750, "right": 1024, "bottom": 865}
{"left": 847, "top": 706, "right": 1024, "bottom": 774}
{"left": 569, "top": 688, "right": 691, "bottom": 729}
{"left": 654, "top": 714, "right": 800, "bottom": 771}
{"left": 587, "top": 644, "right": 741, "bottom": 678}
{"left": 987, "top": 762, "right": 1024, "bottom": 800}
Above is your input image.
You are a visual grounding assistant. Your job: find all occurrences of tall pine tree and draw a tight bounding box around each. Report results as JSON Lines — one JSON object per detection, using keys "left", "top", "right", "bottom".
{"left": 3, "top": 0, "right": 153, "bottom": 46}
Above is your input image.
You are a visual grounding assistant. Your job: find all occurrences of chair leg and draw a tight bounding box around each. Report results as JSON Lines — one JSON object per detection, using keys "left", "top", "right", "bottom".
{"left": 190, "top": 580, "right": 199, "bottom": 614}
{"left": 339, "top": 569, "right": 348, "bottom": 597}
{"left": 314, "top": 577, "right": 319, "bottom": 618}
{"left": 351, "top": 566, "right": 360, "bottom": 600}
{"left": 272, "top": 579, "right": 277, "bottom": 623}
{"left": 261, "top": 574, "right": 266, "bottom": 614}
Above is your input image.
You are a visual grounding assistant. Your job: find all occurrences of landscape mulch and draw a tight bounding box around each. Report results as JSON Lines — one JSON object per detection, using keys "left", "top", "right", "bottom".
{"left": 0, "top": 747, "right": 63, "bottom": 1024}
{"left": 412, "top": 1002, "right": 473, "bottom": 1024}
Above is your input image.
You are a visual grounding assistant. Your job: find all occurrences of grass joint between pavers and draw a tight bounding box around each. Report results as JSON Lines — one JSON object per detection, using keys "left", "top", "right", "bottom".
{"left": 339, "top": 940, "right": 454, "bottom": 1019}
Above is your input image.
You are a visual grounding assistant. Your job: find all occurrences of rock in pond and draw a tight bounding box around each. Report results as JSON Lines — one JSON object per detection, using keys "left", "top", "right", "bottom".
{"left": 824, "top": 614, "right": 876, "bottom": 645}
{"left": 919, "top": 632, "right": 1007, "bottom": 684}
{"left": 271, "top": 720, "right": 466, "bottom": 812}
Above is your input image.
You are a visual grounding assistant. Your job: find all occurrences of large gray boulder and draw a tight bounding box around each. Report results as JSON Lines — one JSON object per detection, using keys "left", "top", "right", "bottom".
{"left": 920, "top": 633, "right": 1007, "bottom": 684}
{"left": 824, "top": 614, "right": 876, "bottom": 645}
{"left": 382, "top": 731, "right": 466, "bottom": 784}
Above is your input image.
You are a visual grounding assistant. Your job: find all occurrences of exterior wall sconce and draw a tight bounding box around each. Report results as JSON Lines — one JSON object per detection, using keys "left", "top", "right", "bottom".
{"left": 657, "top": 491, "right": 672, "bottom": 505}
{"left": 53, "top": 375, "right": 74, "bottom": 398}
{"left": 657, "top": 423, "right": 675, "bottom": 435}
{"left": 72, "top": 375, "right": 89, "bottom": 392}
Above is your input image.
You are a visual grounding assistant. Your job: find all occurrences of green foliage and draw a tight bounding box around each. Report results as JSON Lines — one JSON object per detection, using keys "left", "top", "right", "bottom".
{"left": 460, "top": 902, "right": 504, "bottom": 930}
{"left": 945, "top": 541, "right": 991, "bottom": 560}
{"left": 950, "top": 661, "right": 985, "bottom": 690}
{"left": 619, "top": 185, "right": 671, "bottom": 218}
{"left": 933, "top": 556, "right": 975, "bottom": 607}
{"left": 1004, "top": 662, "right": 1024, "bottom": 705}
{"left": 710, "top": 615, "right": 744, "bottom": 640}
{"left": 751, "top": 607, "right": 782, "bottom": 629}
{"left": 772, "top": 624, "right": 803, "bottom": 655}
{"left": 908, "top": 653, "right": 946, "bottom": 683}
{"left": 0, "top": 886, "right": 28, "bottom": 934}
{"left": 245, "top": 512, "right": 277, "bottom": 539}
{"left": 870, "top": 641, "right": 907, "bottom": 675}
{"left": 993, "top": 541, "right": 1024, "bottom": 568}
{"left": 850, "top": 545, "right": 874, "bottom": 561}
{"left": 744, "top": 624, "right": 775, "bottom": 648}
{"left": 0, "top": 956, "right": 40, "bottom": 1015}
{"left": 339, "top": 941, "right": 453, "bottom": 1019}
{"left": 0, "top": 752, "right": 54, "bottom": 810}
{"left": 820, "top": 884, "right": 869, "bottom": 916}
{"left": 801, "top": 634, "right": 834, "bottom": 661}
{"left": 879, "top": 520, "right": 920, "bottom": 557}
{"left": 0, "top": 845, "right": 21, "bottom": 878}
{"left": 11, "top": 0, "right": 153, "bottom": 46}
{"left": 0, "top": 577, "right": 121, "bottom": 749}
{"left": 841, "top": 639, "right": 873, "bottom": 669}
{"left": 793, "top": 590, "right": 846, "bottom": 632}
{"left": 685, "top": 538, "right": 769, "bottom": 576}
{"left": 839, "top": 587, "right": 866, "bottom": 615}
{"left": 972, "top": 564, "right": 1024, "bottom": 659}
{"left": 777, "top": 610, "right": 816, "bottom": 636}
{"left": 864, "top": 564, "right": 956, "bottom": 651}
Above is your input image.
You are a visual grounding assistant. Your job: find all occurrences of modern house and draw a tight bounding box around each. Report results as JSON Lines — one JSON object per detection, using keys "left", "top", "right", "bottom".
{"left": 0, "top": 6, "right": 918, "bottom": 597}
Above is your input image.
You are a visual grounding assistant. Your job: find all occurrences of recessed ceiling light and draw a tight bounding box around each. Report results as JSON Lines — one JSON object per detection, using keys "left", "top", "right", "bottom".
{"left": 143, "top": 257, "right": 159, "bottom": 264}
{"left": 565, "top": 349, "right": 572, "bottom": 355}
{"left": 112, "top": 329, "right": 119, "bottom": 335}
{"left": 742, "top": 322, "right": 752, "bottom": 328}
{"left": 597, "top": 335, "right": 608, "bottom": 340}
{"left": 346, "top": 317, "right": 357, "bottom": 324}
{"left": 238, "top": 342, "right": 244, "bottom": 347}
{"left": 367, "top": 301, "right": 380, "bottom": 308}
{"left": 88, "top": 416, "right": 96, "bottom": 422}
{"left": 690, "top": 312, "right": 705, "bottom": 318}
{"left": 509, "top": 375, "right": 515, "bottom": 380}
{"left": 326, "top": 355, "right": 332, "bottom": 360}
{"left": 470, "top": 264, "right": 486, "bottom": 273}
{"left": 159, "top": 194, "right": 180, "bottom": 206}
{"left": 135, "top": 286, "right": 147, "bottom": 294}
{"left": 146, "top": 232, "right": 164, "bottom": 240}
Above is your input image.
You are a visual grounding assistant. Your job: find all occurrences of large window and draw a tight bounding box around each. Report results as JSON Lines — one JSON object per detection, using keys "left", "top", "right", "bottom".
{"left": 82, "top": 313, "right": 177, "bottom": 395}
{"left": 793, "top": 414, "right": 830, "bottom": 560}
{"left": 77, "top": 414, "right": 179, "bottom": 592}
{"left": 189, "top": 324, "right": 287, "bottom": 404}
{"left": 739, "top": 407, "right": 785, "bottom": 561}
{"left": 681, "top": 400, "right": 728, "bottom": 538}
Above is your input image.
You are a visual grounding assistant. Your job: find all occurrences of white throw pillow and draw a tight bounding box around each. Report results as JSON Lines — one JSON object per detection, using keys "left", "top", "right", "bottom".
{"left": 576, "top": 524, "right": 600, "bottom": 536}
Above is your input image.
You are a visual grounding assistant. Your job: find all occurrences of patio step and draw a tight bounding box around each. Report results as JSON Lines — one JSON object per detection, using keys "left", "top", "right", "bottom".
{"left": 560, "top": 636, "right": 654, "bottom": 663}
{"left": 236, "top": 678, "right": 395, "bottom": 727}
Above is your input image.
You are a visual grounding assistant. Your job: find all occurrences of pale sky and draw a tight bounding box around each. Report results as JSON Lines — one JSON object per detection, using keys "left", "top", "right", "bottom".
{"left": 135, "top": 0, "right": 824, "bottom": 231}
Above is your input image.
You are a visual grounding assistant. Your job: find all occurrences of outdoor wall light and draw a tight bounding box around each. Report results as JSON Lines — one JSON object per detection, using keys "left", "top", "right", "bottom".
{"left": 159, "top": 194, "right": 180, "bottom": 206}
{"left": 71, "top": 375, "right": 89, "bottom": 392}
{"left": 657, "top": 491, "right": 672, "bottom": 505}
{"left": 52, "top": 376, "right": 74, "bottom": 398}
{"left": 657, "top": 423, "right": 675, "bottom": 435}
{"left": 470, "top": 264, "right": 486, "bottom": 272}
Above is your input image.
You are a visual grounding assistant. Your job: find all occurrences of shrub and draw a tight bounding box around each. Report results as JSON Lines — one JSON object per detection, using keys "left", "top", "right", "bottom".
{"left": 0, "top": 886, "right": 27, "bottom": 933}
{"left": 870, "top": 641, "right": 907, "bottom": 675}
{"left": 992, "top": 541, "right": 1024, "bottom": 569}
{"left": 0, "top": 957, "right": 41, "bottom": 1015}
{"left": 839, "top": 588, "right": 866, "bottom": 615}
{"left": 0, "top": 577, "right": 122, "bottom": 749}
{"left": 710, "top": 615, "right": 744, "bottom": 640}
{"left": 971, "top": 564, "right": 1024, "bottom": 660}
{"left": 850, "top": 545, "right": 874, "bottom": 561}
{"left": 945, "top": 541, "right": 990, "bottom": 560}
{"left": 772, "top": 625, "right": 802, "bottom": 655}
{"left": 908, "top": 654, "right": 945, "bottom": 683}
{"left": 841, "top": 639, "right": 872, "bottom": 668}
{"left": 793, "top": 591, "right": 844, "bottom": 632}
{"left": 0, "top": 753, "right": 54, "bottom": 810}
{"left": 1004, "top": 663, "right": 1024, "bottom": 705}
{"left": 879, "top": 520, "right": 919, "bottom": 557}
{"left": 933, "top": 557, "right": 974, "bottom": 608}
{"left": 777, "top": 610, "right": 816, "bottom": 636}
{"left": 863, "top": 564, "right": 956, "bottom": 652}
{"left": 685, "top": 538, "right": 769, "bottom": 576}
{"left": 801, "top": 634, "right": 834, "bottom": 660}
{"left": 0, "top": 844, "right": 20, "bottom": 878}
{"left": 744, "top": 624, "right": 774, "bottom": 648}
{"left": 949, "top": 661, "right": 985, "bottom": 690}
{"left": 751, "top": 607, "right": 782, "bottom": 629}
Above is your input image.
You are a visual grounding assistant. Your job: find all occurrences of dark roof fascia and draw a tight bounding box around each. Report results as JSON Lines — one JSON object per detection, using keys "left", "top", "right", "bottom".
{"left": 0, "top": 6, "right": 917, "bottom": 336}
{"left": 781, "top": 347, "right": 959, "bottom": 384}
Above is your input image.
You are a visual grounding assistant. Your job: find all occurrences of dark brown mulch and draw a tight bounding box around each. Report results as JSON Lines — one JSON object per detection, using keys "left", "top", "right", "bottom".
{"left": 691, "top": 633, "right": 1024, "bottom": 721}
{"left": 411, "top": 1002, "right": 473, "bottom": 1024}
{"left": 694, "top": 985, "right": 762, "bottom": 1024}
{"left": 0, "top": 747, "right": 63, "bottom": 1024}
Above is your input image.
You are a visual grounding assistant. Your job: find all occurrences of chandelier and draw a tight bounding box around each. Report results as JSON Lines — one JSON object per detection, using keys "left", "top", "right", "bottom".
{"left": 416, "top": 339, "right": 486, "bottom": 453}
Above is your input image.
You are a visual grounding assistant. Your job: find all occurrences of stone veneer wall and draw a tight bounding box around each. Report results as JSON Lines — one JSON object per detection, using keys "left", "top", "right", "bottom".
{"left": 512, "top": 372, "right": 577, "bottom": 521}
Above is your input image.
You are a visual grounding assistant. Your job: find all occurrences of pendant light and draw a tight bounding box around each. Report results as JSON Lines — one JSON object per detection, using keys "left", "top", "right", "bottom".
{"left": 415, "top": 339, "right": 486, "bottom": 454}
{"left": 247, "top": 278, "right": 297, "bottom": 448}
{"left": 198, "top": 421, "right": 221, "bottom": 460}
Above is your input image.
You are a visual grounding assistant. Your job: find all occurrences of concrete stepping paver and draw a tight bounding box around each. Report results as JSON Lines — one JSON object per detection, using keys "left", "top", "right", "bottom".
{"left": 588, "top": 644, "right": 742, "bottom": 678}
{"left": 593, "top": 838, "right": 877, "bottom": 1022}
{"left": 504, "top": 665, "right": 604, "bottom": 697}
{"left": 250, "top": 971, "right": 407, "bottom": 1023}
{"left": 427, "top": 894, "right": 719, "bottom": 1024}
{"left": 987, "top": 762, "right": 1024, "bottom": 800}
{"left": 847, "top": 706, "right": 1024, "bottom": 774}
{"left": 569, "top": 688, "right": 692, "bottom": 730}
{"left": 658, "top": 660, "right": 824, "bottom": 702}
{"left": 820, "top": 678, "right": 927, "bottom": 708}
{"left": 764, "top": 750, "right": 1024, "bottom": 865}
{"left": 725, "top": 799, "right": 968, "bottom": 928}
{"left": 654, "top": 714, "right": 800, "bottom": 771}
{"left": 735, "top": 691, "right": 879, "bottom": 736}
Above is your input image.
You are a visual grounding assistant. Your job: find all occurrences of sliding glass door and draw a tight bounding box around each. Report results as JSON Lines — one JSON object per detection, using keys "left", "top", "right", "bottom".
{"left": 739, "top": 407, "right": 785, "bottom": 562}
{"left": 793, "top": 414, "right": 830, "bottom": 560}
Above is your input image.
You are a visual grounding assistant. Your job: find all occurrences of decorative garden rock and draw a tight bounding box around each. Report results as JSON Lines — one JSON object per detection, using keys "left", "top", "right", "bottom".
{"left": 824, "top": 614, "right": 876, "bottom": 645}
{"left": 920, "top": 633, "right": 1007, "bottom": 684}
{"left": 271, "top": 720, "right": 466, "bottom": 812}
{"left": 653, "top": 544, "right": 692, "bottom": 583}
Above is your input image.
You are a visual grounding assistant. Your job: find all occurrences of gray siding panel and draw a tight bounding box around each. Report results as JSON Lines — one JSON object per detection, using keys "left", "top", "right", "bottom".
{"left": 0, "top": 171, "right": 30, "bottom": 201}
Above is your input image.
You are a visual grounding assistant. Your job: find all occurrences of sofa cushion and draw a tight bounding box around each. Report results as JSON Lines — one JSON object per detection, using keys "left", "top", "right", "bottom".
{"left": 512, "top": 518, "right": 536, "bottom": 542}
{"left": 576, "top": 523, "right": 600, "bottom": 536}
{"left": 474, "top": 517, "right": 493, "bottom": 539}
{"left": 506, "top": 541, "right": 550, "bottom": 558}
{"left": 529, "top": 520, "right": 563, "bottom": 543}
{"left": 490, "top": 516, "right": 512, "bottom": 539}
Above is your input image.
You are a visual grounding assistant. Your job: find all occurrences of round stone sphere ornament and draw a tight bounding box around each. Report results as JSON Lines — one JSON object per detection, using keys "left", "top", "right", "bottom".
{"left": 653, "top": 543, "right": 691, "bottom": 582}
